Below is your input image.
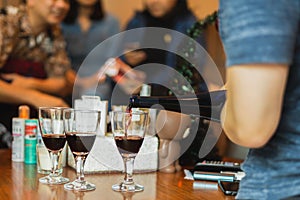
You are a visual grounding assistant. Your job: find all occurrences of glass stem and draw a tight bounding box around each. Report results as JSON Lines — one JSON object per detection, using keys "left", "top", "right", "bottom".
{"left": 49, "top": 151, "right": 60, "bottom": 177}
{"left": 123, "top": 156, "right": 135, "bottom": 184}
{"left": 75, "top": 156, "right": 86, "bottom": 182}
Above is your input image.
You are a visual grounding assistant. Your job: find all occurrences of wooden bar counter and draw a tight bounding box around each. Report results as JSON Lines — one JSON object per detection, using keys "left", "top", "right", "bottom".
{"left": 0, "top": 149, "right": 234, "bottom": 200}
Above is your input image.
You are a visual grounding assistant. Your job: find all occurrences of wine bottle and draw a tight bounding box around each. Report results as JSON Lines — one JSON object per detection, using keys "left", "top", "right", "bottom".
{"left": 128, "top": 90, "right": 226, "bottom": 122}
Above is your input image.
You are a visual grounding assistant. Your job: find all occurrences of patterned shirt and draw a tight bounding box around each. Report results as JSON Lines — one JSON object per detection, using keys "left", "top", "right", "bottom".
{"left": 0, "top": 5, "right": 70, "bottom": 78}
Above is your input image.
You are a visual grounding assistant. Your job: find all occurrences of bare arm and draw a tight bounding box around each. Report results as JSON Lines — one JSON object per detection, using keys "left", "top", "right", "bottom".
{"left": 2, "top": 69, "right": 75, "bottom": 97}
{"left": 30, "top": 76, "right": 70, "bottom": 96}
{"left": 0, "top": 80, "right": 69, "bottom": 108}
{"left": 221, "top": 64, "right": 288, "bottom": 148}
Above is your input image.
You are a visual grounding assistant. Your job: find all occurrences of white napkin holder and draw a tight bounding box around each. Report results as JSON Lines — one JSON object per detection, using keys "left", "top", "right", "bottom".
{"left": 68, "top": 135, "right": 158, "bottom": 173}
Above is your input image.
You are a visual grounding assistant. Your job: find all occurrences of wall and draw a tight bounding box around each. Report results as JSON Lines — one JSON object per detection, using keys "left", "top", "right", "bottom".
{"left": 102, "top": 0, "right": 219, "bottom": 29}
{"left": 0, "top": 0, "right": 219, "bottom": 28}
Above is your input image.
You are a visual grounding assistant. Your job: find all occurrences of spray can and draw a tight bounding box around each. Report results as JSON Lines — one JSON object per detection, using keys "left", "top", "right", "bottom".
{"left": 18, "top": 105, "right": 30, "bottom": 119}
{"left": 11, "top": 118, "right": 25, "bottom": 162}
{"left": 11, "top": 105, "right": 30, "bottom": 162}
{"left": 24, "top": 119, "right": 37, "bottom": 164}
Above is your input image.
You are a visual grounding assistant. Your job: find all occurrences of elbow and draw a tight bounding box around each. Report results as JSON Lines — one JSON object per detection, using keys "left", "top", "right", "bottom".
{"left": 221, "top": 107, "right": 280, "bottom": 148}
{"left": 223, "top": 123, "right": 275, "bottom": 149}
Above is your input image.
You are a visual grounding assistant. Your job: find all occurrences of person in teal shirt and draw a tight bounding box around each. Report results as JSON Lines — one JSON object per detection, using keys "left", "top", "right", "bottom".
{"left": 122, "top": 0, "right": 206, "bottom": 96}
{"left": 219, "top": 0, "right": 300, "bottom": 199}
{"left": 62, "top": 0, "right": 120, "bottom": 104}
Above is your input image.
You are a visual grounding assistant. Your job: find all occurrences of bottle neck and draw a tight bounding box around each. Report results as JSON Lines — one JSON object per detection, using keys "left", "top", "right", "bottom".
{"left": 129, "top": 90, "right": 226, "bottom": 122}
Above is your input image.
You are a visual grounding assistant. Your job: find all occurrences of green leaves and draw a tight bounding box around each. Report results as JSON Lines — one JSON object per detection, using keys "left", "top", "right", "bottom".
{"left": 171, "top": 11, "right": 218, "bottom": 95}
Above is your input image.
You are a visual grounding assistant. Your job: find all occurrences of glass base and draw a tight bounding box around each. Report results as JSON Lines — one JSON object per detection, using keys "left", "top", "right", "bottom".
{"left": 112, "top": 182, "right": 144, "bottom": 192}
{"left": 64, "top": 180, "right": 96, "bottom": 191}
{"left": 39, "top": 175, "right": 69, "bottom": 185}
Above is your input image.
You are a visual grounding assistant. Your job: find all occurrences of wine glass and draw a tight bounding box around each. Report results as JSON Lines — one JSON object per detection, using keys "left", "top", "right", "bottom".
{"left": 63, "top": 109, "right": 101, "bottom": 191}
{"left": 111, "top": 110, "right": 148, "bottom": 192}
{"left": 38, "top": 107, "right": 69, "bottom": 184}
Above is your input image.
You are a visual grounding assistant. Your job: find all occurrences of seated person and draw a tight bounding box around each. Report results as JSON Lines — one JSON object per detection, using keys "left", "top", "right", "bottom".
{"left": 0, "top": 0, "right": 72, "bottom": 135}
{"left": 119, "top": 0, "right": 221, "bottom": 169}
{"left": 122, "top": 0, "right": 206, "bottom": 96}
{"left": 62, "top": 0, "right": 120, "bottom": 106}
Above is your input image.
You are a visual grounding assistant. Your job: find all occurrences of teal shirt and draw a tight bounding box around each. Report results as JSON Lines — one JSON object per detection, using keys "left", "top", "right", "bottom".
{"left": 62, "top": 14, "right": 120, "bottom": 102}
{"left": 219, "top": 0, "right": 300, "bottom": 199}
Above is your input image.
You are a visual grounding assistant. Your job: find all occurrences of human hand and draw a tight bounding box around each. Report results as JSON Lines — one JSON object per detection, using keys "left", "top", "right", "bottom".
{"left": 1, "top": 73, "right": 34, "bottom": 89}
{"left": 78, "top": 70, "right": 107, "bottom": 90}
{"left": 102, "top": 58, "right": 146, "bottom": 94}
{"left": 125, "top": 68, "right": 146, "bottom": 82}
{"left": 115, "top": 58, "right": 146, "bottom": 82}
{"left": 103, "top": 58, "right": 146, "bottom": 82}
{"left": 208, "top": 83, "right": 227, "bottom": 91}
{"left": 124, "top": 50, "right": 147, "bottom": 66}
{"left": 116, "top": 75, "right": 143, "bottom": 95}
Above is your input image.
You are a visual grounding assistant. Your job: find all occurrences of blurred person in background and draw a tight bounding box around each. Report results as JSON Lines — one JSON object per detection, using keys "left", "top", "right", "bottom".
{"left": 0, "top": 0, "right": 104, "bottom": 147}
{"left": 0, "top": 0, "right": 71, "bottom": 136}
{"left": 122, "top": 0, "right": 206, "bottom": 96}
{"left": 62, "top": 0, "right": 120, "bottom": 106}
{"left": 119, "top": 0, "right": 221, "bottom": 169}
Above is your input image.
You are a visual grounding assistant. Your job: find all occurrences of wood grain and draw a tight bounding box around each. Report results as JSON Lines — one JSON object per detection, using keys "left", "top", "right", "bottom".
{"left": 0, "top": 149, "right": 234, "bottom": 200}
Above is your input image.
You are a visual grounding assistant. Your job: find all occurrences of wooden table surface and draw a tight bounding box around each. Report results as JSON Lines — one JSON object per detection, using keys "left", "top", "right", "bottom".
{"left": 0, "top": 149, "right": 234, "bottom": 200}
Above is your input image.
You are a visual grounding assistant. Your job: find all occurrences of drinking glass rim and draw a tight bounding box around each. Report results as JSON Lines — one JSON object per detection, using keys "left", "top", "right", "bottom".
{"left": 38, "top": 106, "right": 70, "bottom": 111}
{"left": 62, "top": 108, "right": 101, "bottom": 113}
{"left": 112, "top": 110, "right": 146, "bottom": 115}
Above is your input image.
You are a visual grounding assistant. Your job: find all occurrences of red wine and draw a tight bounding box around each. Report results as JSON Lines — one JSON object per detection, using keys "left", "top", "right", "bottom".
{"left": 126, "top": 104, "right": 132, "bottom": 113}
{"left": 123, "top": 106, "right": 132, "bottom": 138}
{"left": 42, "top": 134, "right": 66, "bottom": 151}
{"left": 115, "top": 135, "right": 144, "bottom": 155}
{"left": 66, "top": 132, "right": 96, "bottom": 156}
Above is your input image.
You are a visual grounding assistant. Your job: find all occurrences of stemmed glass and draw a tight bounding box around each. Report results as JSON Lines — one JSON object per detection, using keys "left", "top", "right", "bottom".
{"left": 111, "top": 110, "right": 148, "bottom": 192}
{"left": 38, "top": 107, "right": 69, "bottom": 184}
{"left": 63, "top": 109, "right": 101, "bottom": 191}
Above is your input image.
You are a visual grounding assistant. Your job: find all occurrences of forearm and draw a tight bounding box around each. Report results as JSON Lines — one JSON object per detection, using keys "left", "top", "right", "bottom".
{"left": 31, "top": 77, "right": 66, "bottom": 95}
{"left": 0, "top": 80, "right": 42, "bottom": 105}
{"left": 31, "top": 70, "right": 75, "bottom": 96}
{"left": 0, "top": 80, "right": 68, "bottom": 108}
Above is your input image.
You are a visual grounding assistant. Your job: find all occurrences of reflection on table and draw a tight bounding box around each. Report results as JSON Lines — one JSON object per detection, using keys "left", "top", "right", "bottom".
{"left": 0, "top": 149, "right": 234, "bottom": 200}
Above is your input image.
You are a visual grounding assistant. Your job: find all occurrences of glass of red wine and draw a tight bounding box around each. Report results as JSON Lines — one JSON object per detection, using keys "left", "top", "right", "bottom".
{"left": 38, "top": 107, "right": 69, "bottom": 184}
{"left": 111, "top": 110, "right": 148, "bottom": 192}
{"left": 63, "top": 109, "right": 100, "bottom": 191}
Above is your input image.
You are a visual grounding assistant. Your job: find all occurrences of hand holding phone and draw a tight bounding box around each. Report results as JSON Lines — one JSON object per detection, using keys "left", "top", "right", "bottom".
{"left": 123, "top": 42, "right": 147, "bottom": 66}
